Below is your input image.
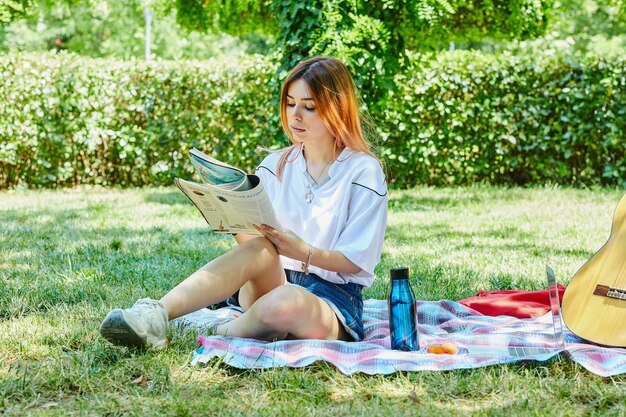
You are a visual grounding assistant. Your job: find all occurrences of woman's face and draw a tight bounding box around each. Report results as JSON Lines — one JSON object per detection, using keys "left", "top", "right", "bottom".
{"left": 286, "top": 79, "right": 334, "bottom": 147}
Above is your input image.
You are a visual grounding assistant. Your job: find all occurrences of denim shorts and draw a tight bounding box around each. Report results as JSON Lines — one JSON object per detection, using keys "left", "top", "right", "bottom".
{"left": 285, "top": 269, "right": 364, "bottom": 341}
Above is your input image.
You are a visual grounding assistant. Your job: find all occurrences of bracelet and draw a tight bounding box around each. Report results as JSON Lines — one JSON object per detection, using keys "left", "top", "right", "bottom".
{"left": 301, "top": 244, "right": 313, "bottom": 275}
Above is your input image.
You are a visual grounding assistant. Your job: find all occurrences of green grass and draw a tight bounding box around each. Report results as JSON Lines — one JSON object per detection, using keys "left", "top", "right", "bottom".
{"left": 1, "top": 185, "right": 625, "bottom": 416}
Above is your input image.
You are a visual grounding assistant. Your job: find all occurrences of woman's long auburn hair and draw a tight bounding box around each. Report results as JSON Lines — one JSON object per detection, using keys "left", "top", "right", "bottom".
{"left": 275, "top": 56, "right": 379, "bottom": 179}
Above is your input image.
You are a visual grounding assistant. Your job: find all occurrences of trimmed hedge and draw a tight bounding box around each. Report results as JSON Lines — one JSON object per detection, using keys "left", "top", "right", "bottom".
{"left": 0, "top": 53, "right": 282, "bottom": 188}
{"left": 1, "top": 50, "right": 625, "bottom": 189}
{"left": 382, "top": 49, "right": 626, "bottom": 187}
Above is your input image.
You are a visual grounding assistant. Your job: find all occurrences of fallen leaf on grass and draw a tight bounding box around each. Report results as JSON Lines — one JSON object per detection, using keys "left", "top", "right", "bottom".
{"left": 131, "top": 375, "right": 148, "bottom": 386}
{"left": 408, "top": 390, "right": 421, "bottom": 405}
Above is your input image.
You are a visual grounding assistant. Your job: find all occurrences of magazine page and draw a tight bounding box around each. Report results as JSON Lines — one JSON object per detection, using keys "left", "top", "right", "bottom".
{"left": 175, "top": 175, "right": 281, "bottom": 234}
{"left": 189, "top": 148, "right": 252, "bottom": 191}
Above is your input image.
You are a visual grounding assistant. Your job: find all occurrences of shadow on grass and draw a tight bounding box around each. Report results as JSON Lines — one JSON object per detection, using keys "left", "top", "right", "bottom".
{"left": 1, "top": 188, "right": 594, "bottom": 321}
{"left": 387, "top": 186, "right": 534, "bottom": 212}
{"left": 143, "top": 189, "right": 188, "bottom": 206}
{"left": 385, "top": 221, "right": 593, "bottom": 260}
{"left": 0, "top": 202, "right": 233, "bottom": 321}
{"left": 388, "top": 193, "right": 473, "bottom": 211}
{"left": 373, "top": 190, "right": 594, "bottom": 301}
{"left": 367, "top": 258, "right": 540, "bottom": 302}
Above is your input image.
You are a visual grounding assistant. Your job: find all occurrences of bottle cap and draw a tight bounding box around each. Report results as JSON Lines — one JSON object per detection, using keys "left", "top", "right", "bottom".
{"left": 390, "top": 267, "right": 409, "bottom": 280}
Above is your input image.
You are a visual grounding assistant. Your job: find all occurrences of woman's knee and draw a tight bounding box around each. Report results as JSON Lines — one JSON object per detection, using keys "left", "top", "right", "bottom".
{"left": 253, "top": 286, "right": 306, "bottom": 329}
{"left": 238, "top": 236, "right": 280, "bottom": 260}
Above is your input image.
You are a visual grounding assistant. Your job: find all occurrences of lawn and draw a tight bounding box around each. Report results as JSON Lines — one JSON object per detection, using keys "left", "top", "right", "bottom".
{"left": 1, "top": 185, "right": 624, "bottom": 416}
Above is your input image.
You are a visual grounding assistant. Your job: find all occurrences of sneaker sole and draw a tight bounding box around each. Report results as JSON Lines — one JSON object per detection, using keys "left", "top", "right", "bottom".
{"left": 100, "top": 309, "right": 148, "bottom": 348}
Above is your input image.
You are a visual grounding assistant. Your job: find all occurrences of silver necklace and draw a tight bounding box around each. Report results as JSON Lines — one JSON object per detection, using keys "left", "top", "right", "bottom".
{"left": 304, "top": 157, "right": 334, "bottom": 204}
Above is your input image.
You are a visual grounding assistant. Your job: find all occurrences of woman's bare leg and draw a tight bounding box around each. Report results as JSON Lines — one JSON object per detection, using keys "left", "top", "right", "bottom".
{"left": 160, "top": 236, "right": 285, "bottom": 320}
{"left": 100, "top": 236, "right": 285, "bottom": 350}
{"left": 215, "top": 285, "right": 350, "bottom": 341}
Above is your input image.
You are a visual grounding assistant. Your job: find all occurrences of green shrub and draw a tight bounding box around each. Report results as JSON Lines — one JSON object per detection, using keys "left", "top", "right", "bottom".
{"left": 381, "top": 48, "right": 626, "bottom": 187}
{"left": 0, "top": 50, "right": 624, "bottom": 189}
{"left": 0, "top": 52, "right": 281, "bottom": 188}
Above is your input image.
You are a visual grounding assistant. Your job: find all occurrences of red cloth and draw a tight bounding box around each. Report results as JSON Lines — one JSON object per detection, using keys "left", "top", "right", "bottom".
{"left": 457, "top": 284, "right": 567, "bottom": 318}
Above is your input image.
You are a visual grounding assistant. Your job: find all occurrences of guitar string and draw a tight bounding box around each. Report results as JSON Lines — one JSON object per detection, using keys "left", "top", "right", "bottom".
{"left": 608, "top": 195, "right": 626, "bottom": 293}
{"left": 590, "top": 195, "right": 626, "bottom": 300}
{"left": 614, "top": 255, "right": 626, "bottom": 299}
{"left": 611, "top": 203, "right": 625, "bottom": 293}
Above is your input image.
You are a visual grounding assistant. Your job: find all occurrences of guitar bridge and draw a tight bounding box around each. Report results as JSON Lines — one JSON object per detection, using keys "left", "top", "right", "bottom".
{"left": 593, "top": 284, "right": 626, "bottom": 300}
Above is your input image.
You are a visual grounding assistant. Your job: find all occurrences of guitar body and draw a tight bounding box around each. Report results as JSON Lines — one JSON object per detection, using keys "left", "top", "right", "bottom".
{"left": 562, "top": 194, "right": 626, "bottom": 347}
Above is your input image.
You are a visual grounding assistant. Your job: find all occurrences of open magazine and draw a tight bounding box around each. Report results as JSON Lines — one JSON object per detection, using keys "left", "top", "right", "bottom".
{"left": 175, "top": 148, "right": 281, "bottom": 234}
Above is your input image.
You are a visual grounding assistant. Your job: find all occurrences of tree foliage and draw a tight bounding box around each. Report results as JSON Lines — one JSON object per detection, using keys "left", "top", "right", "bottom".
{"left": 0, "top": 0, "right": 89, "bottom": 23}
{"left": 546, "top": 0, "right": 626, "bottom": 56}
{"left": 174, "top": 0, "right": 551, "bottom": 106}
{"left": 0, "top": 0, "right": 32, "bottom": 23}
{"left": 174, "top": 0, "right": 275, "bottom": 35}
{"left": 3, "top": 0, "right": 553, "bottom": 81}
{"left": 0, "top": 0, "right": 259, "bottom": 60}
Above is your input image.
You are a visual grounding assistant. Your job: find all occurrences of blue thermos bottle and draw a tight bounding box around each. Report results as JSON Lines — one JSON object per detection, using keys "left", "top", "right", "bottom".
{"left": 388, "top": 267, "right": 418, "bottom": 351}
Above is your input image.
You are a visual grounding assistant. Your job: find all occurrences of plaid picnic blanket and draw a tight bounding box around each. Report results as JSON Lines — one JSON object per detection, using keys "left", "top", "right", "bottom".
{"left": 175, "top": 300, "right": 626, "bottom": 377}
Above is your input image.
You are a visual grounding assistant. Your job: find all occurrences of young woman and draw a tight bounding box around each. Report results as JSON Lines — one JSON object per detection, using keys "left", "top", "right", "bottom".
{"left": 100, "top": 57, "right": 388, "bottom": 349}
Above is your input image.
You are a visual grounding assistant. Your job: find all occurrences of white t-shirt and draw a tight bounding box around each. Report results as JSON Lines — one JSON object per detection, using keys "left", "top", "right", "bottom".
{"left": 255, "top": 146, "right": 388, "bottom": 287}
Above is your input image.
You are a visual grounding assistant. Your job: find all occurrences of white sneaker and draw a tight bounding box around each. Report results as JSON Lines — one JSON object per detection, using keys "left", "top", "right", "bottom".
{"left": 100, "top": 298, "right": 169, "bottom": 350}
{"left": 171, "top": 306, "right": 243, "bottom": 336}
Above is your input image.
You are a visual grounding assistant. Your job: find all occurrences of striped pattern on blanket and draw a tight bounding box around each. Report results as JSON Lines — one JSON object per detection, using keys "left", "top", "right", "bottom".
{"left": 175, "top": 300, "right": 626, "bottom": 377}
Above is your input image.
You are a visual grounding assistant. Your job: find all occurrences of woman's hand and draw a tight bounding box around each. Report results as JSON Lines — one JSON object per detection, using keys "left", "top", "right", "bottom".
{"left": 254, "top": 224, "right": 308, "bottom": 262}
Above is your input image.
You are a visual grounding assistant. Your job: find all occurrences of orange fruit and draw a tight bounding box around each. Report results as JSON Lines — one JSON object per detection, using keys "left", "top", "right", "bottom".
{"left": 441, "top": 342, "right": 458, "bottom": 354}
{"left": 427, "top": 345, "right": 445, "bottom": 354}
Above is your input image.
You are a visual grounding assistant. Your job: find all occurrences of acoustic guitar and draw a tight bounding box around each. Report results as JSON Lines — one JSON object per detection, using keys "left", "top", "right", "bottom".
{"left": 562, "top": 193, "right": 626, "bottom": 347}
